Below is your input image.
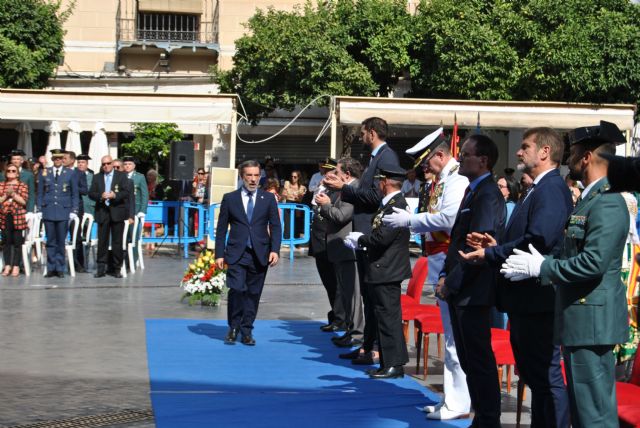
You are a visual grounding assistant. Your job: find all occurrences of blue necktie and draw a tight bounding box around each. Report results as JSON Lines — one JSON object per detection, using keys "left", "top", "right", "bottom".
{"left": 105, "top": 173, "right": 112, "bottom": 206}
{"left": 246, "top": 190, "right": 254, "bottom": 248}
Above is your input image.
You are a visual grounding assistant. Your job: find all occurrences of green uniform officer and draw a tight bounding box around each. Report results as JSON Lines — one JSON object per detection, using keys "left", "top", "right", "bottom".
{"left": 500, "top": 120, "right": 629, "bottom": 428}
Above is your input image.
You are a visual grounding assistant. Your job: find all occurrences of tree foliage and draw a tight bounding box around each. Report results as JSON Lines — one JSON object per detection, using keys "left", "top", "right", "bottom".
{"left": 123, "top": 123, "right": 184, "bottom": 167}
{"left": 0, "top": 0, "right": 73, "bottom": 88}
{"left": 212, "top": 0, "right": 412, "bottom": 122}
{"left": 215, "top": 0, "right": 640, "bottom": 120}
{"left": 410, "top": 0, "right": 640, "bottom": 105}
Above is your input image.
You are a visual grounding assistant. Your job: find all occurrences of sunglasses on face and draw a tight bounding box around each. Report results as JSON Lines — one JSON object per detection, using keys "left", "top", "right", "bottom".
{"left": 114, "top": 166, "right": 121, "bottom": 170}
{"left": 197, "top": 172, "right": 205, "bottom": 175}
{"left": 6, "top": 169, "right": 18, "bottom": 173}
{"left": 102, "top": 162, "right": 112, "bottom": 166}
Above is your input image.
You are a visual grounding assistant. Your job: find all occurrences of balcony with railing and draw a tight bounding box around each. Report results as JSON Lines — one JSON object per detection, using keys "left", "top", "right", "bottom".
{"left": 116, "top": 0, "right": 219, "bottom": 52}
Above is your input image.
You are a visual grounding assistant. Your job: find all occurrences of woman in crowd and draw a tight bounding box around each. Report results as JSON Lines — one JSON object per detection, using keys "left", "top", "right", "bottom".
{"left": 265, "top": 178, "right": 281, "bottom": 202}
{"left": 192, "top": 168, "right": 209, "bottom": 204}
{"left": 280, "top": 170, "right": 307, "bottom": 239}
{"left": 0, "top": 164, "right": 29, "bottom": 276}
{"left": 565, "top": 174, "right": 582, "bottom": 206}
{"left": 497, "top": 175, "right": 520, "bottom": 223}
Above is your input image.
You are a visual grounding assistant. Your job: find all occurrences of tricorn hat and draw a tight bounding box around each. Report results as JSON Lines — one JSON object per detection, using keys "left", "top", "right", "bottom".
{"left": 569, "top": 121, "right": 626, "bottom": 146}
{"left": 76, "top": 154, "right": 92, "bottom": 161}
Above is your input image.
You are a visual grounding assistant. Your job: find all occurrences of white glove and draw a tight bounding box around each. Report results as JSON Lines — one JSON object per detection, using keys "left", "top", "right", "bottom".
{"left": 382, "top": 206, "right": 412, "bottom": 228}
{"left": 344, "top": 232, "right": 364, "bottom": 250}
{"left": 69, "top": 213, "right": 78, "bottom": 222}
{"left": 25, "top": 212, "right": 34, "bottom": 222}
{"left": 499, "top": 244, "right": 544, "bottom": 282}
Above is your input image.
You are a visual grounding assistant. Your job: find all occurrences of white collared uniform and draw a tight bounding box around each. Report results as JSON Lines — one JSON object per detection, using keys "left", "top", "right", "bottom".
{"left": 411, "top": 157, "right": 470, "bottom": 414}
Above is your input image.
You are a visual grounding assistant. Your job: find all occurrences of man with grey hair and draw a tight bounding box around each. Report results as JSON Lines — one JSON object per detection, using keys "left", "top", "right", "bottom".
{"left": 216, "top": 160, "right": 281, "bottom": 346}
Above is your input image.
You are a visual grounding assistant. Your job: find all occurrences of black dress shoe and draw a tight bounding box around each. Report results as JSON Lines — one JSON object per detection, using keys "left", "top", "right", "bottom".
{"left": 56, "top": 272, "right": 64, "bottom": 278}
{"left": 94, "top": 272, "right": 106, "bottom": 278}
{"left": 320, "top": 323, "right": 344, "bottom": 333}
{"left": 110, "top": 272, "right": 123, "bottom": 278}
{"left": 369, "top": 366, "right": 404, "bottom": 379}
{"left": 331, "top": 334, "right": 348, "bottom": 343}
{"left": 224, "top": 328, "right": 238, "bottom": 345}
{"left": 241, "top": 335, "right": 256, "bottom": 346}
{"left": 352, "top": 352, "right": 377, "bottom": 365}
{"left": 44, "top": 271, "right": 57, "bottom": 278}
{"left": 366, "top": 367, "right": 380, "bottom": 375}
{"left": 75, "top": 267, "right": 87, "bottom": 273}
{"left": 334, "top": 337, "right": 364, "bottom": 348}
{"left": 339, "top": 348, "right": 362, "bottom": 360}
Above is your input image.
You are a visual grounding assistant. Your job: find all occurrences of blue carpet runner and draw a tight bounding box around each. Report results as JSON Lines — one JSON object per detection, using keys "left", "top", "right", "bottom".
{"left": 146, "top": 319, "right": 471, "bottom": 427}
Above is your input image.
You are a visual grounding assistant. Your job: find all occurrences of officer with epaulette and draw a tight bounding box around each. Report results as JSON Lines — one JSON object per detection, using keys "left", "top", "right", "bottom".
{"left": 501, "top": 121, "right": 630, "bottom": 428}
{"left": 37, "top": 149, "right": 79, "bottom": 278}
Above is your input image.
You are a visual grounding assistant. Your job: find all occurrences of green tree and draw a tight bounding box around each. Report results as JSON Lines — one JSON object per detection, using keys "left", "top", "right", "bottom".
{"left": 410, "top": 0, "right": 640, "bottom": 105}
{"left": 122, "top": 123, "right": 184, "bottom": 170}
{"left": 0, "top": 0, "right": 74, "bottom": 88}
{"left": 212, "top": 0, "right": 412, "bottom": 122}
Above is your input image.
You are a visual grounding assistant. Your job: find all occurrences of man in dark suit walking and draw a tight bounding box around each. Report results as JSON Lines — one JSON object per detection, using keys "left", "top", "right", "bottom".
{"left": 461, "top": 128, "right": 572, "bottom": 427}
{"left": 344, "top": 167, "right": 412, "bottom": 379}
{"left": 89, "top": 155, "right": 131, "bottom": 278}
{"left": 37, "top": 149, "right": 80, "bottom": 278}
{"left": 215, "top": 160, "right": 281, "bottom": 346}
{"left": 438, "top": 135, "right": 505, "bottom": 428}
{"left": 324, "top": 117, "right": 402, "bottom": 363}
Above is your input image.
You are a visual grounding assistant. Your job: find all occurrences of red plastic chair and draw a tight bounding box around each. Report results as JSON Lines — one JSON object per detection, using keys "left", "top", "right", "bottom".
{"left": 400, "top": 257, "right": 429, "bottom": 340}
{"left": 491, "top": 328, "right": 516, "bottom": 394}
{"left": 414, "top": 311, "right": 444, "bottom": 380}
{"left": 616, "top": 349, "right": 640, "bottom": 428}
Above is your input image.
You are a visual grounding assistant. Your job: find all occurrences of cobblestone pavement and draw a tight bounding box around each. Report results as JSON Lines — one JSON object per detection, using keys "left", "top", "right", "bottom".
{"left": 0, "top": 247, "right": 531, "bottom": 427}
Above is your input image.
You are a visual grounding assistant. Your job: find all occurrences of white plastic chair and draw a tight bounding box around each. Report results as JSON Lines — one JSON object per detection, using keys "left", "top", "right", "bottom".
{"left": 120, "top": 220, "right": 129, "bottom": 278}
{"left": 64, "top": 216, "right": 80, "bottom": 277}
{"left": 127, "top": 214, "right": 145, "bottom": 273}
{"left": 81, "top": 213, "right": 95, "bottom": 270}
{"left": 21, "top": 212, "right": 43, "bottom": 277}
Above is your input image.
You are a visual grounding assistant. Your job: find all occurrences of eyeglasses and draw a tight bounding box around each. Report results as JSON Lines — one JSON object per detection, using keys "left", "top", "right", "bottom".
{"left": 291, "top": 175, "right": 298, "bottom": 178}
{"left": 197, "top": 172, "right": 205, "bottom": 175}
{"left": 114, "top": 166, "right": 121, "bottom": 170}
{"left": 6, "top": 169, "right": 18, "bottom": 173}
{"left": 102, "top": 162, "right": 112, "bottom": 166}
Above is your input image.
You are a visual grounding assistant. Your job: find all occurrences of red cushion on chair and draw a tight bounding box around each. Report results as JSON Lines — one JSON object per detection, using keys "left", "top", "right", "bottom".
{"left": 402, "top": 302, "right": 439, "bottom": 321}
{"left": 617, "top": 382, "right": 640, "bottom": 406}
{"left": 618, "top": 404, "right": 640, "bottom": 427}
{"left": 491, "top": 328, "right": 511, "bottom": 342}
{"left": 414, "top": 312, "right": 444, "bottom": 334}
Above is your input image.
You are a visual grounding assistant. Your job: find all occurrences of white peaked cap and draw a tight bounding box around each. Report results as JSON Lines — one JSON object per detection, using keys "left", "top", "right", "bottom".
{"left": 406, "top": 127, "right": 444, "bottom": 155}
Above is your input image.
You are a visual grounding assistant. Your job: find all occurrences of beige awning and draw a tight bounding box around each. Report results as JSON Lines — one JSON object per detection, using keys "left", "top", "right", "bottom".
{"left": 336, "top": 96, "right": 636, "bottom": 131}
{"left": 0, "top": 89, "right": 237, "bottom": 134}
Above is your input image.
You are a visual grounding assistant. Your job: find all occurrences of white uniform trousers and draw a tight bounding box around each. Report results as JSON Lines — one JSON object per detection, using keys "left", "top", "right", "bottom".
{"left": 428, "top": 252, "right": 471, "bottom": 413}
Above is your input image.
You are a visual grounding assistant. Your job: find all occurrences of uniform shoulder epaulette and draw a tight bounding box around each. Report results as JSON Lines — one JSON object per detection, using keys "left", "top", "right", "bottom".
{"left": 449, "top": 165, "right": 459, "bottom": 175}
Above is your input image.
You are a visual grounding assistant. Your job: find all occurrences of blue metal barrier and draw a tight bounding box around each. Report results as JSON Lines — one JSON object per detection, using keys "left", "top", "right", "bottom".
{"left": 142, "top": 201, "right": 205, "bottom": 258}
{"left": 207, "top": 202, "right": 311, "bottom": 261}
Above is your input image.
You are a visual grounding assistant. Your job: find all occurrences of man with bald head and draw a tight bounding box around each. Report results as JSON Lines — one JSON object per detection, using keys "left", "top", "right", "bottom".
{"left": 88, "top": 155, "right": 131, "bottom": 278}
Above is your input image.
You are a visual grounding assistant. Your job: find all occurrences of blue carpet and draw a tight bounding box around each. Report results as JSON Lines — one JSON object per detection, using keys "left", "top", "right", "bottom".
{"left": 146, "top": 319, "right": 471, "bottom": 428}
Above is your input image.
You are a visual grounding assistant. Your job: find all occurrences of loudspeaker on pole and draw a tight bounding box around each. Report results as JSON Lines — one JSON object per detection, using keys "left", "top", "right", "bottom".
{"left": 169, "top": 141, "right": 194, "bottom": 181}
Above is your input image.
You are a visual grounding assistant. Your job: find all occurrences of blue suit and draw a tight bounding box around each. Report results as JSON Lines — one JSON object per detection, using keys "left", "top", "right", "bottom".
{"left": 37, "top": 167, "right": 79, "bottom": 273}
{"left": 485, "top": 168, "right": 573, "bottom": 427}
{"left": 215, "top": 188, "right": 281, "bottom": 337}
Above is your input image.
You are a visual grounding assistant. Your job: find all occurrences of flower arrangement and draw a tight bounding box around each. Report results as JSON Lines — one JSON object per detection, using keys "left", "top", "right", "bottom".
{"left": 180, "top": 250, "right": 227, "bottom": 306}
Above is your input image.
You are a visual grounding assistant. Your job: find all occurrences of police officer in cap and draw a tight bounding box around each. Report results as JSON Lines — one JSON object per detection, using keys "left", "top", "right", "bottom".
{"left": 344, "top": 166, "right": 411, "bottom": 379}
{"left": 501, "top": 120, "right": 630, "bottom": 428}
{"left": 37, "top": 149, "right": 79, "bottom": 277}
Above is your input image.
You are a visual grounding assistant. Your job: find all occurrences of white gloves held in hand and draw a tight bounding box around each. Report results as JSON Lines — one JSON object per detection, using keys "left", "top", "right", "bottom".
{"left": 500, "top": 244, "right": 544, "bottom": 282}
{"left": 344, "top": 232, "right": 364, "bottom": 250}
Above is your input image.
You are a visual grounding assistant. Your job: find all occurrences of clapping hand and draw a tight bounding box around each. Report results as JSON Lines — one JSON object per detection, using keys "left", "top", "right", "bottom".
{"left": 314, "top": 193, "right": 330, "bottom": 206}
{"left": 322, "top": 173, "right": 343, "bottom": 190}
{"left": 466, "top": 232, "right": 496, "bottom": 250}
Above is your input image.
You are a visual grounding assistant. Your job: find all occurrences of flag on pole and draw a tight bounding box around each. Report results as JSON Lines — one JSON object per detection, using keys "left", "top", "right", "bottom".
{"left": 476, "top": 112, "right": 481, "bottom": 134}
{"left": 451, "top": 114, "right": 459, "bottom": 159}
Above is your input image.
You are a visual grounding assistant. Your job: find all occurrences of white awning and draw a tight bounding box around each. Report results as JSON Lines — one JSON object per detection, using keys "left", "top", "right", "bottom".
{"left": 336, "top": 96, "right": 636, "bottom": 131}
{"left": 0, "top": 89, "right": 237, "bottom": 134}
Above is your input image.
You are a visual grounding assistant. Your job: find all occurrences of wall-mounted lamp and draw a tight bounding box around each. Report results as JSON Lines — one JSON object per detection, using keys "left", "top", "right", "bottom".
{"left": 159, "top": 52, "right": 170, "bottom": 68}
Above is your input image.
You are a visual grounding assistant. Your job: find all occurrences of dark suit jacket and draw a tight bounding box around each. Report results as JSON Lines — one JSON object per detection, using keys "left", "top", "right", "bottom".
{"left": 320, "top": 179, "right": 359, "bottom": 263}
{"left": 486, "top": 169, "right": 573, "bottom": 314}
{"left": 215, "top": 188, "right": 282, "bottom": 268}
{"left": 341, "top": 143, "right": 401, "bottom": 234}
{"left": 443, "top": 175, "right": 505, "bottom": 307}
{"left": 88, "top": 170, "right": 132, "bottom": 223}
{"left": 357, "top": 192, "right": 412, "bottom": 284}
